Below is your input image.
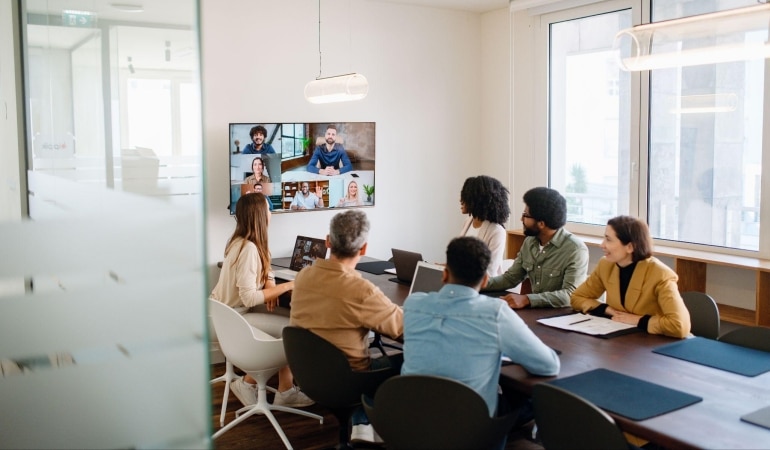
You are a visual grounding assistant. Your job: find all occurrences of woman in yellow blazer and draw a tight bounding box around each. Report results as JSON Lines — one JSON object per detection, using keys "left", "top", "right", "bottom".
{"left": 571, "top": 215, "right": 691, "bottom": 339}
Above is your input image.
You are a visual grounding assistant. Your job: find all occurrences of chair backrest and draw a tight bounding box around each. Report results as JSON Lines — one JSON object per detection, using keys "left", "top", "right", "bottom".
{"left": 681, "top": 291, "right": 720, "bottom": 339}
{"left": 533, "top": 383, "right": 630, "bottom": 450}
{"left": 718, "top": 326, "right": 770, "bottom": 352}
{"left": 363, "top": 374, "right": 516, "bottom": 450}
{"left": 282, "top": 326, "right": 396, "bottom": 409}
{"left": 208, "top": 299, "right": 286, "bottom": 372}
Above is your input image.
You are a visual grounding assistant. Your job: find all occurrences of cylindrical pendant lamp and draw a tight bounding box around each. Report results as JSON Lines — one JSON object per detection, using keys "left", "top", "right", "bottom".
{"left": 304, "top": 73, "right": 369, "bottom": 104}
{"left": 614, "top": 3, "right": 770, "bottom": 71}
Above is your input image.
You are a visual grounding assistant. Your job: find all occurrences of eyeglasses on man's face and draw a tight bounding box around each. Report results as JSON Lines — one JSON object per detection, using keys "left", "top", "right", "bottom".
{"left": 521, "top": 212, "right": 534, "bottom": 219}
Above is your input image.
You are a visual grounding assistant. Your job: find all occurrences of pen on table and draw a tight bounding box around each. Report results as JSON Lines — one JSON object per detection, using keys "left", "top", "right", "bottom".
{"left": 569, "top": 318, "right": 591, "bottom": 325}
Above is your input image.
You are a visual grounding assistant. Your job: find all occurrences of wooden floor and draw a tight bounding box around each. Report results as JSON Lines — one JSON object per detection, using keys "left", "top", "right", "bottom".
{"left": 210, "top": 363, "right": 544, "bottom": 450}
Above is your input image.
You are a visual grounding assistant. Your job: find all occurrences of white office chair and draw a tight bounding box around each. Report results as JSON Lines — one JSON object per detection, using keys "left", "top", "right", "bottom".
{"left": 209, "top": 300, "right": 323, "bottom": 448}
{"left": 209, "top": 359, "right": 238, "bottom": 426}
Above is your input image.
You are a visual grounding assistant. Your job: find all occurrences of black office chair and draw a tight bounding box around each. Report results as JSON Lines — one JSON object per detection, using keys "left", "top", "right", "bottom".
{"left": 718, "top": 326, "right": 770, "bottom": 352}
{"left": 368, "top": 332, "right": 402, "bottom": 357}
{"left": 362, "top": 374, "right": 517, "bottom": 450}
{"left": 533, "top": 383, "right": 632, "bottom": 450}
{"left": 681, "top": 291, "right": 720, "bottom": 339}
{"left": 282, "top": 326, "right": 399, "bottom": 449}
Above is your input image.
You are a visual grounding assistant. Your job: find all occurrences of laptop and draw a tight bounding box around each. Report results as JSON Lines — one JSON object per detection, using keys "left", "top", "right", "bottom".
{"left": 273, "top": 235, "right": 328, "bottom": 280}
{"left": 408, "top": 261, "right": 445, "bottom": 295}
{"left": 390, "top": 248, "right": 425, "bottom": 285}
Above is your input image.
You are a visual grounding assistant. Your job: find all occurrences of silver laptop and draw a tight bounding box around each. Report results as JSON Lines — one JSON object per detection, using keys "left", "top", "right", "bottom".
{"left": 408, "top": 261, "right": 445, "bottom": 295}
{"left": 390, "top": 248, "right": 424, "bottom": 285}
{"left": 274, "top": 235, "right": 327, "bottom": 280}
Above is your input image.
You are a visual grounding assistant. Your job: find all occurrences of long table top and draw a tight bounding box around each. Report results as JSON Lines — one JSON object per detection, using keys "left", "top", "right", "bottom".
{"left": 502, "top": 308, "right": 770, "bottom": 449}
{"left": 273, "top": 256, "right": 770, "bottom": 449}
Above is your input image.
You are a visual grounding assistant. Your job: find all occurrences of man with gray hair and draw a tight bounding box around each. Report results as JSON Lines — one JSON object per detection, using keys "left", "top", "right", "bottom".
{"left": 290, "top": 209, "right": 403, "bottom": 443}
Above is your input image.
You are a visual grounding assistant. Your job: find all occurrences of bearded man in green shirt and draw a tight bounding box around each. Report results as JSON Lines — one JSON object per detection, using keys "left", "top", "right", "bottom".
{"left": 482, "top": 187, "right": 588, "bottom": 309}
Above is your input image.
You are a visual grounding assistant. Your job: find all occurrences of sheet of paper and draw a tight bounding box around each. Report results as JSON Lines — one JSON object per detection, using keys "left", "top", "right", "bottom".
{"left": 537, "top": 313, "right": 636, "bottom": 336}
{"left": 384, "top": 267, "right": 397, "bottom": 275}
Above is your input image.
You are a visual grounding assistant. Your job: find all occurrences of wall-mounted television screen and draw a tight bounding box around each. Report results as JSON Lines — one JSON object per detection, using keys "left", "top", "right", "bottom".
{"left": 229, "top": 122, "right": 376, "bottom": 215}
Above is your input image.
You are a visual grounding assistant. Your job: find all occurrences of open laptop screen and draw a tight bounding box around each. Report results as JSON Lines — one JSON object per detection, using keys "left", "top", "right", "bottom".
{"left": 391, "top": 248, "right": 424, "bottom": 283}
{"left": 408, "top": 261, "right": 445, "bottom": 295}
{"left": 289, "top": 236, "right": 328, "bottom": 271}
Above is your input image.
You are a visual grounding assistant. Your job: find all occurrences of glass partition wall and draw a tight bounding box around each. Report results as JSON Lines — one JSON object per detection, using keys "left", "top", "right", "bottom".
{"left": 1, "top": 1, "right": 209, "bottom": 447}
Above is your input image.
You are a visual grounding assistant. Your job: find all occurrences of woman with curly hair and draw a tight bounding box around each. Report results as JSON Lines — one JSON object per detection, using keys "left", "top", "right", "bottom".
{"left": 459, "top": 175, "right": 511, "bottom": 276}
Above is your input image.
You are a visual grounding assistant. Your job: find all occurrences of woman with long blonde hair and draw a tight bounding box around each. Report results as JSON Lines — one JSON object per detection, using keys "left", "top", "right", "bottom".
{"left": 337, "top": 180, "right": 363, "bottom": 207}
{"left": 210, "top": 192, "right": 313, "bottom": 408}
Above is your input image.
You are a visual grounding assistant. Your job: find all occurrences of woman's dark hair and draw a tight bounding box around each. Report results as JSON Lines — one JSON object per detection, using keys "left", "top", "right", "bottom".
{"left": 607, "top": 215, "right": 653, "bottom": 262}
{"left": 460, "top": 176, "right": 510, "bottom": 225}
{"left": 522, "top": 187, "right": 567, "bottom": 230}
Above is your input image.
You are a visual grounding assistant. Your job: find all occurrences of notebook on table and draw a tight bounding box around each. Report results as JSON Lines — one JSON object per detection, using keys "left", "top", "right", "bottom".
{"left": 390, "top": 248, "right": 425, "bottom": 285}
{"left": 273, "top": 235, "right": 327, "bottom": 281}
{"left": 408, "top": 261, "right": 445, "bottom": 295}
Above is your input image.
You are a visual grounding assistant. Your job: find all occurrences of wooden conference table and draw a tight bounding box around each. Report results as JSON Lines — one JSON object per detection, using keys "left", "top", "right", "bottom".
{"left": 274, "top": 256, "right": 770, "bottom": 449}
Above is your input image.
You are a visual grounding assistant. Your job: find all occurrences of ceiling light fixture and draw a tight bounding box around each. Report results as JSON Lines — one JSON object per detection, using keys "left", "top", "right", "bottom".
{"left": 304, "top": 0, "right": 368, "bottom": 104}
{"left": 110, "top": 3, "right": 144, "bottom": 13}
{"left": 614, "top": 3, "right": 770, "bottom": 71}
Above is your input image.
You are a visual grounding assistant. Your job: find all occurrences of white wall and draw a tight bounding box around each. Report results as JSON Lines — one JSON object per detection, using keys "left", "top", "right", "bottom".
{"left": 201, "top": 0, "right": 504, "bottom": 284}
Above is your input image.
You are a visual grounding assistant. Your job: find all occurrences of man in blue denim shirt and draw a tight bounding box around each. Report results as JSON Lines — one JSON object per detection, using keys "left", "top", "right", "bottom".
{"left": 483, "top": 187, "right": 589, "bottom": 309}
{"left": 402, "top": 237, "right": 560, "bottom": 434}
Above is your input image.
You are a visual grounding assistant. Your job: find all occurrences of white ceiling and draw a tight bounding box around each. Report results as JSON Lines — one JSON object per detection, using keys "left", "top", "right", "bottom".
{"left": 379, "top": 0, "right": 508, "bottom": 13}
{"left": 23, "top": 0, "right": 509, "bottom": 71}
{"left": 25, "top": 0, "right": 510, "bottom": 23}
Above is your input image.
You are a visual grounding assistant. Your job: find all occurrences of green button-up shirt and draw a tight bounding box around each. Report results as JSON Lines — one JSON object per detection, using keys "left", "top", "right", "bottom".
{"left": 483, "top": 228, "right": 589, "bottom": 308}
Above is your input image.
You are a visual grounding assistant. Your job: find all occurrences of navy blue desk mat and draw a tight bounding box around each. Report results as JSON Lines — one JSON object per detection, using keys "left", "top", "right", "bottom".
{"left": 355, "top": 260, "right": 395, "bottom": 275}
{"left": 547, "top": 368, "right": 702, "bottom": 421}
{"left": 653, "top": 337, "right": 770, "bottom": 377}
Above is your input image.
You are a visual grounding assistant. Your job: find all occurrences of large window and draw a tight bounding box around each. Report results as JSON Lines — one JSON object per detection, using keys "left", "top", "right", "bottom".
{"left": 546, "top": 0, "right": 765, "bottom": 253}
{"left": 549, "top": 8, "right": 633, "bottom": 226}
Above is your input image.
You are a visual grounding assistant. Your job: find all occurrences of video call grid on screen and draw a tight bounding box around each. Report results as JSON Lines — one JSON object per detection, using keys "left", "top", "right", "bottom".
{"left": 229, "top": 122, "right": 376, "bottom": 215}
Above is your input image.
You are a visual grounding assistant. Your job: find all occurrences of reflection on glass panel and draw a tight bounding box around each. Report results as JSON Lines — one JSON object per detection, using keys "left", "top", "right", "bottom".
{"left": 652, "top": 0, "right": 757, "bottom": 21}
{"left": 13, "top": 1, "right": 208, "bottom": 447}
{"left": 180, "top": 82, "right": 201, "bottom": 156}
{"left": 549, "top": 10, "right": 632, "bottom": 225}
{"left": 127, "top": 78, "right": 173, "bottom": 153}
{"left": 648, "top": 0, "right": 762, "bottom": 251}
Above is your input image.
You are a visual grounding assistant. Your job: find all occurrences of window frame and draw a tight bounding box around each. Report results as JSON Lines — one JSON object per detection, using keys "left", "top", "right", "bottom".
{"left": 530, "top": 0, "right": 770, "bottom": 259}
